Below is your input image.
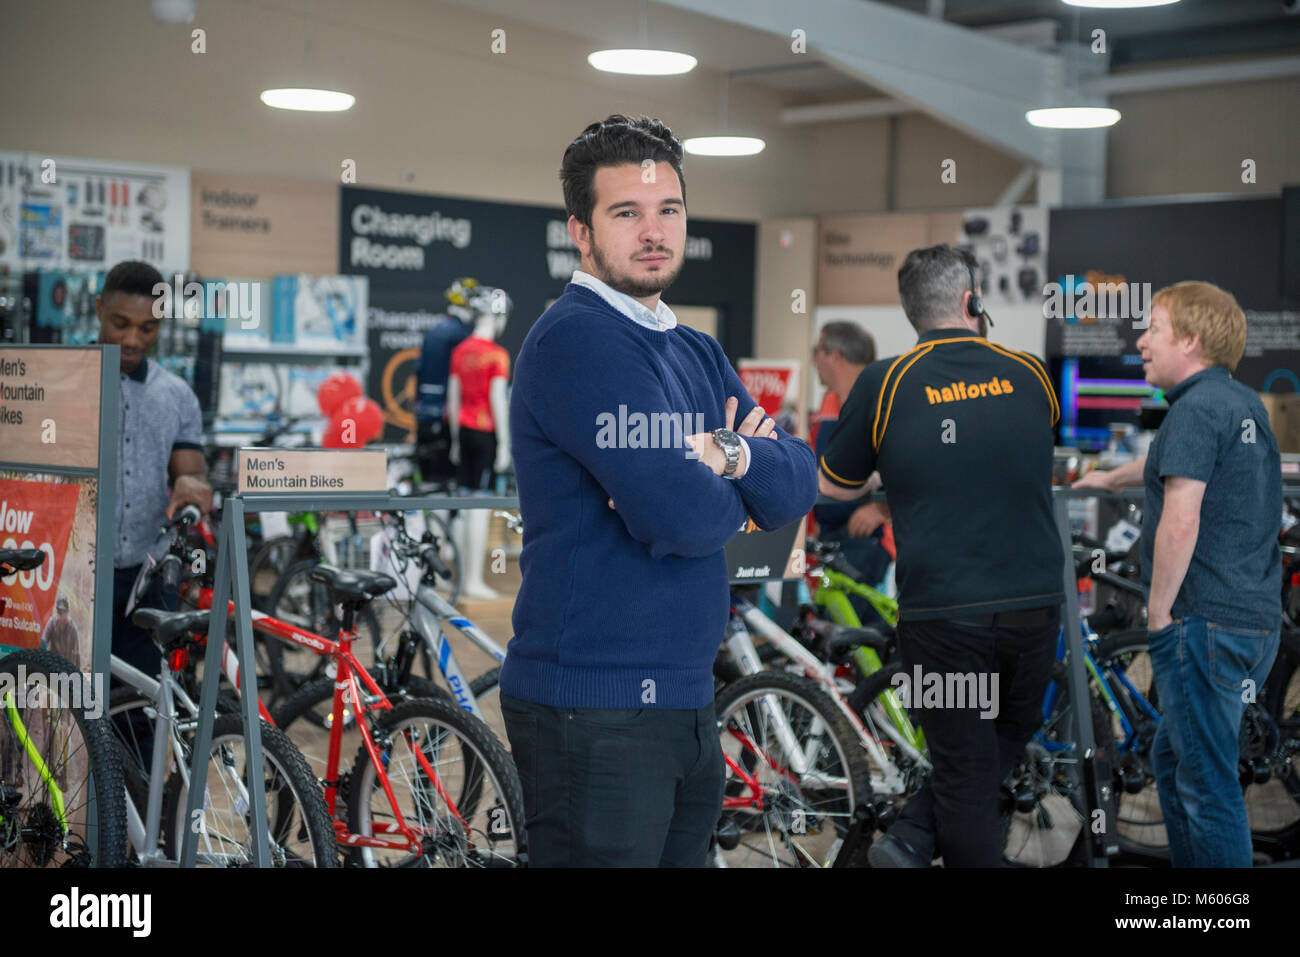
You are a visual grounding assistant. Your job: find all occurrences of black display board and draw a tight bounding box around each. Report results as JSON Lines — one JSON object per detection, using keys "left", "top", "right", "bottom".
{"left": 338, "top": 186, "right": 756, "bottom": 441}
{"left": 1046, "top": 194, "right": 1299, "bottom": 446}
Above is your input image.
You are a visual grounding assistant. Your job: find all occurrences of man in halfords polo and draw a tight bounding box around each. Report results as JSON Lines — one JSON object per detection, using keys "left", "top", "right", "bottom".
{"left": 1079, "top": 281, "right": 1281, "bottom": 867}
{"left": 500, "top": 114, "right": 817, "bottom": 867}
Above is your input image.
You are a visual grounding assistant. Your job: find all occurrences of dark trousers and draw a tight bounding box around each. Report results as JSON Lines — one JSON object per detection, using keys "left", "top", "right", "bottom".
{"left": 500, "top": 693, "right": 724, "bottom": 867}
{"left": 112, "top": 565, "right": 177, "bottom": 680}
{"left": 111, "top": 564, "right": 178, "bottom": 769}
{"left": 888, "top": 609, "right": 1058, "bottom": 867}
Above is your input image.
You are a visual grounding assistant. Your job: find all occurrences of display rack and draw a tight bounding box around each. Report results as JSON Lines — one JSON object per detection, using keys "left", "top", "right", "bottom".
{"left": 182, "top": 487, "right": 516, "bottom": 867}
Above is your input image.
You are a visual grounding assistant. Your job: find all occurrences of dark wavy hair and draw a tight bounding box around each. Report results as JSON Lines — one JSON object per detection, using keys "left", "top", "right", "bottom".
{"left": 101, "top": 260, "right": 165, "bottom": 304}
{"left": 560, "top": 114, "right": 686, "bottom": 227}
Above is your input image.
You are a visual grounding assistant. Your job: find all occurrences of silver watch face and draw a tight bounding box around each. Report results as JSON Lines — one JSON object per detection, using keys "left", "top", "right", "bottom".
{"left": 713, "top": 428, "right": 740, "bottom": 448}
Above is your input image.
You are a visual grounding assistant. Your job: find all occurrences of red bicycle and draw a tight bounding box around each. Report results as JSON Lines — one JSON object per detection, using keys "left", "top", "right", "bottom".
{"left": 143, "top": 507, "right": 526, "bottom": 867}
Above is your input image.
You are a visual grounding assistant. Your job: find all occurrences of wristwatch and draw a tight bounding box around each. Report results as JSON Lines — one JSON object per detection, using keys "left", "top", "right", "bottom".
{"left": 711, "top": 428, "right": 742, "bottom": 477}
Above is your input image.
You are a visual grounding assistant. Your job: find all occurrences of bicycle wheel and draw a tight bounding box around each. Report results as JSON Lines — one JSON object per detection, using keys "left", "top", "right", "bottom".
{"left": 1241, "top": 631, "right": 1300, "bottom": 848}
{"left": 713, "top": 671, "right": 872, "bottom": 868}
{"left": 262, "top": 559, "right": 383, "bottom": 702}
{"left": 1093, "top": 631, "right": 1168, "bottom": 859}
{"left": 161, "top": 714, "right": 338, "bottom": 867}
{"left": 346, "top": 697, "right": 525, "bottom": 867}
{"left": 0, "top": 649, "right": 126, "bottom": 867}
{"left": 247, "top": 534, "right": 303, "bottom": 611}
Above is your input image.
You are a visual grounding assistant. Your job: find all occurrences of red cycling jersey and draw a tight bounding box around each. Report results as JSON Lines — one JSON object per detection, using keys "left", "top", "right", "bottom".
{"left": 451, "top": 336, "right": 510, "bottom": 431}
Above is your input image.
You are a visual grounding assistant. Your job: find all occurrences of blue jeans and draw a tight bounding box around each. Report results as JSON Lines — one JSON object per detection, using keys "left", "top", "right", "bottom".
{"left": 1147, "top": 615, "right": 1279, "bottom": 867}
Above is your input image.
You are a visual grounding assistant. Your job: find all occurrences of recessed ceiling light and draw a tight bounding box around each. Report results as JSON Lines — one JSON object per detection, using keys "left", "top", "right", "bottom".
{"left": 683, "top": 136, "right": 766, "bottom": 156}
{"left": 260, "top": 88, "right": 355, "bottom": 112}
{"left": 587, "top": 49, "right": 697, "bottom": 75}
{"left": 1025, "top": 106, "right": 1121, "bottom": 129}
{"left": 1062, "top": 0, "right": 1181, "bottom": 8}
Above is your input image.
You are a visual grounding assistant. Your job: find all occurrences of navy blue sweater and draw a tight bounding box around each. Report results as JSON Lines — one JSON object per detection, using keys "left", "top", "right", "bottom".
{"left": 500, "top": 284, "right": 818, "bottom": 709}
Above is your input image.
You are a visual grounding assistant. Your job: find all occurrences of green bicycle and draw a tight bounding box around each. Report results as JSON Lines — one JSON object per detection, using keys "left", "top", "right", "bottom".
{"left": 1, "top": 549, "right": 126, "bottom": 867}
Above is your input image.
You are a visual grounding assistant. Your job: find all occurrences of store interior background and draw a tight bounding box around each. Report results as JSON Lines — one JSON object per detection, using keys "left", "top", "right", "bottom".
{"left": 3, "top": 0, "right": 1299, "bottom": 435}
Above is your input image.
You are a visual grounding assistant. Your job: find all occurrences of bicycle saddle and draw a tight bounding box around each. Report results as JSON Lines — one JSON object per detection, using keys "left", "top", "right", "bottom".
{"left": 308, "top": 564, "right": 396, "bottom": 604}
{"left": 803, "top": 619, "right": 893, "bottom": 657}
{"left": 0, "top": 548, "right": 45, "bottom": 573}
{"left": 130, "top": 608, "right": 211, "bottom": 649}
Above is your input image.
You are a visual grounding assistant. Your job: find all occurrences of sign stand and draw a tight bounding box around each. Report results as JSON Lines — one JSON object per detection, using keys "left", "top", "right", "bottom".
{"left": 179, "top": 459, "right": 517, "bottom": 866}
{"left": 0, "top": 344, "right": 120, "bottom": 864}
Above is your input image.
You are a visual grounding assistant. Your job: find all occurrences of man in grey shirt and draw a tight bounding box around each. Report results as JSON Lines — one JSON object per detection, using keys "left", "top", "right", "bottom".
{"left": 97, "top": 261, "right": 212, "bottom": 678}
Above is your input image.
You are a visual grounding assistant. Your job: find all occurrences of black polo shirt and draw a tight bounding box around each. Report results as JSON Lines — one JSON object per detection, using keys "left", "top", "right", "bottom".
{"left": 820, "top": 328, "right": 1063, "bottom": 621}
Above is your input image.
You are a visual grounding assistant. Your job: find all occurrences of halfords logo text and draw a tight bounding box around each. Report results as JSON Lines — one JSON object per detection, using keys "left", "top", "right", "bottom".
{"left": 595, "top": 405, "right": 705, "bottom": 451}
{"left": 350, "top": 204, "right": 472, "bottom": 270}
{"left": 50, "top": 887, "right": 150, "bottom": 937}
{"left": 0, "top": 666, "right": 105, "bottom": 719}
{"left": 925, "top": 377, "right": 1014, "bottom": 405}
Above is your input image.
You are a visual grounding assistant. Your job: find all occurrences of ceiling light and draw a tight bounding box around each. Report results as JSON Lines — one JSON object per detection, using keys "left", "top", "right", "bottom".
{"left": 683, "top": 136, "right": 766, "bottom": 156}
{"left": 151, "top": 0, "right": 196, "bottom": 23}
{"left": 260, "top": 88, "right": 355, "bottom": 112}
{"left": 1025, "top": 106, "right": 1121, "bottom": 129}
{"left": 1062, "top": 0, "right": 1181, "bottom": 8}
{"left": 587, "top": 49, "right": 697, "bottom": 75}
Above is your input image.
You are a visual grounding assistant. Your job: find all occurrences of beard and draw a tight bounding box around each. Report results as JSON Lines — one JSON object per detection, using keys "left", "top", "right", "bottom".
{"left": 589, "top": 237, "right": 684, "bottom": 299}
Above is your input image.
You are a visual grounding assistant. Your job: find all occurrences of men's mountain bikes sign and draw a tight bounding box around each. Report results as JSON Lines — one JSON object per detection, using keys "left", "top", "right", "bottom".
{"left": 0, "top": 348, "right": 102, "bottom": 469}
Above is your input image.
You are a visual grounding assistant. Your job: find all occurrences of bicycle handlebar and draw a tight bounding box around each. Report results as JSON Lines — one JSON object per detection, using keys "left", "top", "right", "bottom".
{"left": 168, "top": 504, "right": 202, "bottom": 530}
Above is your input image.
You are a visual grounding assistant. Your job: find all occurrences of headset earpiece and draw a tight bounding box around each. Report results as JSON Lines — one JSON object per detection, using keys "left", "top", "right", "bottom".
{"left": 965, "top": 260, "right": 992, "bottom": 327}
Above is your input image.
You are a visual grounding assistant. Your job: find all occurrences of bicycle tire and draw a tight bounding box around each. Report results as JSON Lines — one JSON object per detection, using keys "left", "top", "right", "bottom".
{"left": 1235, "top": 630, "right": 1300, "bottom": 849}
{"left": 469, "top": 667, "right": 500, "bottom": 701}
{"left": 346, "top": 697, "right": 525, "bottom": 867}
{"left": 161, "top": 714, "right": 338, "bottom": 867}
{"left": 0, "top": 649, "right": 127, "bottom": 868}
{"left": 1091, "top": 631, "right": 1169, "bottom": 859}
{"left": 262, "top": 559, "right": 384, "bottom": 703}
{"left": 849, "top": 656, "right": 1115, "bottom": 867}
{"left": 713, "top": 670, "right": 873, "bottom": 868}
{"left": 247, "top": 534, "right": 305, "bottom": 611}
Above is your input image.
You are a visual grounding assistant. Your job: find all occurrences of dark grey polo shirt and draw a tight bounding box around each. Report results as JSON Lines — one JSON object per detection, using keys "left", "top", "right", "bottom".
{"left": 115, "top": 358, "right": 204, "bottom": 569}
{"left": 1141, "top": 364, "right": 1281, "bottom": 632}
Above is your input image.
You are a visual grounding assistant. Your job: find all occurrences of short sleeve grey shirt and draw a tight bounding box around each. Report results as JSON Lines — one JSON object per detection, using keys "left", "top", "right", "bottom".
{"left": 115, "top": 358, "right": 203, "bottom": 568}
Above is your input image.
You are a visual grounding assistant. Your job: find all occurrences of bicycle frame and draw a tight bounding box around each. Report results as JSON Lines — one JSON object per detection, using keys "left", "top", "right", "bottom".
{"left": 396, "top": 580, "right": 507, "bottom": 720}
{"left": 726, "top": 591, "right": 928, "bottom": 795}
{"left": 1, "top": 691, "right": 67, "bottom": 833}
{"left": 807, "top": 565, "right": 925, "bottom": 755}
{"left": 193, "top": 586, "right": 466, "bottom": 856}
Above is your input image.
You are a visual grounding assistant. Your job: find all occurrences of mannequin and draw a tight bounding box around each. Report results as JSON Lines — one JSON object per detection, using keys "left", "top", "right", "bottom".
{"left": 447, "top": 286, "right": 512, "bottom": 600}
{"left": 413, "top": 278, "right": 476, "bottom": 487}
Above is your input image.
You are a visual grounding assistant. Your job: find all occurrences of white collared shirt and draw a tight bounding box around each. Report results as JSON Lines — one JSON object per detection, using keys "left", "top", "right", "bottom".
{"left": 570, "top": 269, "right": 678, "bottom": 331}
{"left": 569, "top": 269, "right": 752, "bottom": 477}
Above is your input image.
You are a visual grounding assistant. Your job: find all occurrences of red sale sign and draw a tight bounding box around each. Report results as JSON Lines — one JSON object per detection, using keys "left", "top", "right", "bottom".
{"left": 738, "top": 360, "right": 800, "bottom": 416}
{"left": 0, "top": 479, "right": 80, "bottom": 649}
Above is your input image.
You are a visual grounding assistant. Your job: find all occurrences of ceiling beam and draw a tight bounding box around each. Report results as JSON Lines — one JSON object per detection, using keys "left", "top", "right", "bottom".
{"left": 1084, "top": 54, "right": 1300, "bottom": 95}
{"left": 654, "top": 0, "right": 1062, "bottom": 166}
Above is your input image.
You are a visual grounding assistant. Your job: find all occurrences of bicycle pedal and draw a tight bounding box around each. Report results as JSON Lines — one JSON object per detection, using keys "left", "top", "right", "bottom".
{"left": 714, "top": 817, "right": 741, "bottom": 851}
